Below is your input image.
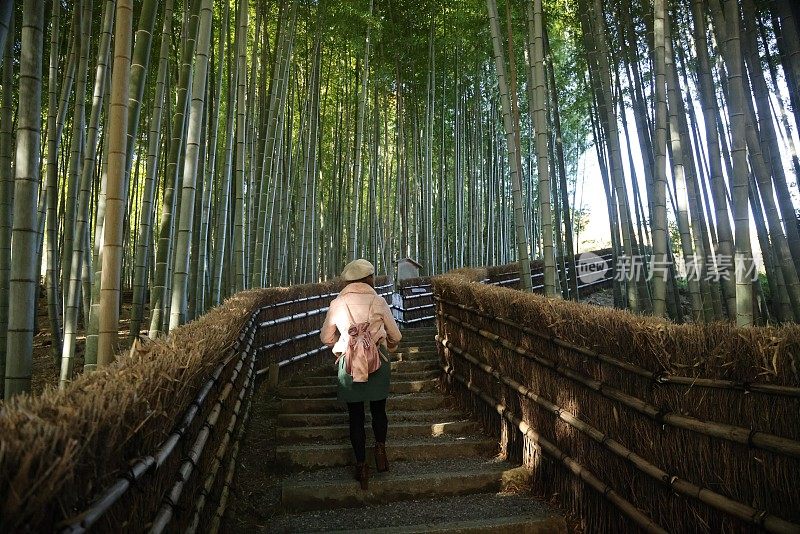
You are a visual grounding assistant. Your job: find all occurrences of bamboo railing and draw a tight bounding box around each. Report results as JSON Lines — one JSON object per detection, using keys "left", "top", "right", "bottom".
{"left": 433, "top": 270, "right": 800, "bottom": 533}
{"left": 60, "top": 316, "right": 258, "bottom": 534}
{"left": 392, "top": 249, "right": 614, "bottom": 326}
{"left": 1, "top": 278, "right": 390, "bottom": 533}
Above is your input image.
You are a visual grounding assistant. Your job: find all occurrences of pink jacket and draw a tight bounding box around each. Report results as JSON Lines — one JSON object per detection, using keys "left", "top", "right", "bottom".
{"left": 320, "top": 283, "right": 402, "bottom": 356}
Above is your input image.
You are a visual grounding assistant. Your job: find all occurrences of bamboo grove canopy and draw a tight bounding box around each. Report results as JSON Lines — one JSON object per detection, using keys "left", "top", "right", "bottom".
{"left": 1, "top": 0, "right": 800, "bottom": 398}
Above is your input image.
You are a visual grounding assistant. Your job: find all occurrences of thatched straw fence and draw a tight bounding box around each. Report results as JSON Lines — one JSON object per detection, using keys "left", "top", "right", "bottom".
{"left": 486, "top": 248, "right": 613, "bottom": 292}
{"left": 0, "top": 278, "right": 390, "bottom": 533}
{"left": 394, "top": 277, "right": 436, "bottom": 327}
{"left": 433, "top": 268, "right": 800, "bottom": 533}
{"left": 394, "top": 249, "right": 613, "bottom": 327}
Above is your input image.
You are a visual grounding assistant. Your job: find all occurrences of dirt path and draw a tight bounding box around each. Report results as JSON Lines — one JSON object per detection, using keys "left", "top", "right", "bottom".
{"left": 223, "top": 382, "right": 283, "bottom": 531}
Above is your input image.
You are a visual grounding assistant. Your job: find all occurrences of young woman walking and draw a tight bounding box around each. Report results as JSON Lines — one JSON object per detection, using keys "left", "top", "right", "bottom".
{"left": 321, "top": 259, "right": 402, "bottom": 489}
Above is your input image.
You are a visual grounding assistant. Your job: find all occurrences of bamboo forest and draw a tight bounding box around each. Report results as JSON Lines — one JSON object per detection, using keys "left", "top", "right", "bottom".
{"left": 1, "top": 0, "right": 800, "bottom": 532}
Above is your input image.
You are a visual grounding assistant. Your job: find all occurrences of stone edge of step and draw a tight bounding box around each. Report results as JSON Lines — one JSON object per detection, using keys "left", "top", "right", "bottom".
{"left": 281, "top": 462, "right": 522, "bottom": 493}
{"left": 304, "top": 514, "right": 568, "bottom": 534}
{"left": 276, "top": 419, "right": 478, "bottom": 438}
{"left": 276, "top": 409, "right": 467, "bottom": 425}
{"left": 276, "top": 435, "right": 496, "bottom": 453}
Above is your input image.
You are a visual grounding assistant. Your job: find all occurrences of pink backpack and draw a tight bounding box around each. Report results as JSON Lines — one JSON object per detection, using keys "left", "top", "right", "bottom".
{"left": 342, "top": 297, "right": 381, "bottom": 383}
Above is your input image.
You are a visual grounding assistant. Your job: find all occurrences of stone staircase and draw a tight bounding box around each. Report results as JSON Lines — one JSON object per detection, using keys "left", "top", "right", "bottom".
{"left": 267, "top": 327, "right": 566, "bottom": 533}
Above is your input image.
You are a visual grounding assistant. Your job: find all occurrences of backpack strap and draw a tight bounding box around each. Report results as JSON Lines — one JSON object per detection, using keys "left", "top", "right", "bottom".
{"left": 344, "top": 296, "right": 379, "bottom": 325}
{"left": 343, "top": 301, "right": 358, "bottom": 326}
{"left": 370, "top": 296, "right": 391, "bottom": 363}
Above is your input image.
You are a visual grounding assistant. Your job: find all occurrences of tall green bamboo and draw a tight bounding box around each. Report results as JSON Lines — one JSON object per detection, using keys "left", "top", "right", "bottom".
{"left": 44, "top": 0, "right": 63, "bottom": 365}
{"left": 210, "top": 45, "right": 237, "bottom": 305}
{"left": 233, "top": 0, "right": 248, "bottom": 292}
{"left": 664, "top": 14, "right": 704, "bottom": 322}
{"left": 252, "top": 0, "right": 291, "bottom": 288}
{"left": 721, "top": 0, "right": 755, "bottom": 326}
{"left": 195, "top": 0, "right": 226, "bottom": 315}
{"left": 650, "top": 0, "right": 668, "bottom": 318}
{"left": 97, "top": 0, "right": 133, "bottom": 365}
{"left": 4, "top": 0, "right": 45, "bottom": 397}
{"left": 543, "top": 26, "right": 578, "bottom": 300}
{"left": 691, "top": 0, "right": 735, "bottom": 319}
{"left": 348, "top": 0, "right": 373, "bottom": 261}
{"left": 130, "top": 0, "right": 174, "bottom": 340}
{"left": 486, "top": 0, "right": 533, "bottom": 292}
{"left": 60, "top": 0, "right": 99, "bottom": 386}
{"left": 0, "top": 9, "right": 13, "bottom": 397}
{"left": 169, "top": 0, "right": 213, "bottom": 330}
{"left": 585, "top": 0, "right": 648, "bottom": 313}
{"left": 0, "top": 1, "right": 12, "bottom": 56}
{"left": 149, "top": 3, "right": 199, "bottom": 338}
{"left": 527, "top": 0, "right": 556, "bottom": 297}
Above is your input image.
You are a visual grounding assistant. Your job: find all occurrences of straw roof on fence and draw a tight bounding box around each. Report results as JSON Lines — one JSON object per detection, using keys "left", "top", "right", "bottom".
{"left": 433, "top": 268, "right": 800, "bottom": 532}
{"left": 0, "top": 278, "right": 377, "bottom": 532}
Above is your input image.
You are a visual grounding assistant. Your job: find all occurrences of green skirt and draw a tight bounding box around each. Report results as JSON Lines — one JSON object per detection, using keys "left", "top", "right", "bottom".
{"left": 337, "top": 345, "right": 391, "bottom": 403}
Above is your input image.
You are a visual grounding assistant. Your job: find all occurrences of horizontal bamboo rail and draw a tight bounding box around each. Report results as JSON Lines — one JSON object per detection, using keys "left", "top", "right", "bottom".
{"left": 186, "top": 355, "right": 255, "bottom": 534}
{"left": 24, "top": 280, "right": 394, "bottom": 532}
{"left": 149, "top": 346, "right": 255, "bottom": 533}
{"left": 394, "top": 251, "right": 614, "bottom": 325}
{"left": 403, "top": 291, "right": 434, "bottom": 300}
{"left": 438, "top": 309, "right": 800, "bottom": 459}
{"left": 442, "top": 308, "right": 800, "bottom": 457}
{"left": 253, "top": 282, "right": 393, "bottom": 315}
{"left": 208, "top": 407, "right": 248, "bottom": 534}
{"left": 440, "top": 361, "right": 667, "bottom": 534}
{"left": 58, "top": 314, "right": 259, "bottom": 533}
{"left": 393, "top": 302, "right": 435, "bottom": 313}
{"left": 395, "top": 315, "right": 435, "bottom": 326}
{"left": 256, "top": 328, "right": 321, "bottom": 353}
{"left": 437, "top": 335, "right": 800, "bottom": 534}
{"left": 277, "top": 344, "right": 329, "bottom": 369}
{"left": 491, "top": 253, "right": 614, "bottom": 287}
{"left": 254, "top": 287, "right": 391, "bottom": 370}
{"left": 438, "top": 297, "right": 800, "bottom": 398}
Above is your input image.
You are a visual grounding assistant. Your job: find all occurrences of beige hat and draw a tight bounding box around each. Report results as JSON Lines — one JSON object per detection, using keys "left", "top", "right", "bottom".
{"left": 341, "top": 259, "right": 375, "bottom": 281}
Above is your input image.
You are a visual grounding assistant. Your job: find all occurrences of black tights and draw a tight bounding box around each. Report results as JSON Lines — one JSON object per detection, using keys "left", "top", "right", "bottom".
{"left": 347, "top": 399, "right": 388, "bottom": 463}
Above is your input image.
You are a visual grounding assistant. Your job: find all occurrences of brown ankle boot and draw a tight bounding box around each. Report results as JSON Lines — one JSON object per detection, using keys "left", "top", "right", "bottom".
{"left": 355, "top": 462, "right": 369, "bottom": 490}
{"left": 375, "top": 442, "right": 389, "bottom": 472}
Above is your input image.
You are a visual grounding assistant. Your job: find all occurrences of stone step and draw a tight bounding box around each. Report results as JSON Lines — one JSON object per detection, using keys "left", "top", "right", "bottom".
{"left": 280, "top": 394, "right": 448, "bottom": 414}
{"left": 280, "top": 458, "right": 525, "bottom": 511}
{"left": 272, "top": 491, "right": 565, "bottom": 533}
{"left": 276, "top": 436, "right": 495, "bottom": 469}
{"left": 397, "top": 339, "right": 437, "bottom": 348}
{"left": 289, "top": 369, "right": 439, "bottom": 387}
{"left": 277, "top": 419, "right": 479, "bottom": 442}
{"left": 280, "top": 379, "right": 437, "bottom": 398}
{"left": 324, "top": 514, "right": 567, "bottom": 534}
{"left": 400, "top": 327, "right": 437, "bottom": 337}
{"left": 392, "top": 350, "right": 438, "bottom": 362}
{"left": 277, "top": 409, "right": 464, "bottom": 427}
{"left": 307, "top": 359, "right": 440, "bottom": 377}
{"left": 399, "top": 334, "right": 437, "bottom": 341}
{"left": 397, "top": 340, "right": 436, "bottom": 348}
{"left": 394, "top": 345, "right": 437, "bottom": 353}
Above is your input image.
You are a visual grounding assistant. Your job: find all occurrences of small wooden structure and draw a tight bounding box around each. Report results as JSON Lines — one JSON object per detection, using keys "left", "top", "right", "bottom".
{"left": 396, "top": 257, "right": 423, "bottom": 282}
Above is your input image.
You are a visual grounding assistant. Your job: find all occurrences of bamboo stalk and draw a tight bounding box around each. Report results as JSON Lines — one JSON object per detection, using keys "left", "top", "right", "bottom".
{"left": 439, "top": 310, "right": 800, "bottom": 458}
{"left": 438, "top": 336, "right": 800, "bottom": 534}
